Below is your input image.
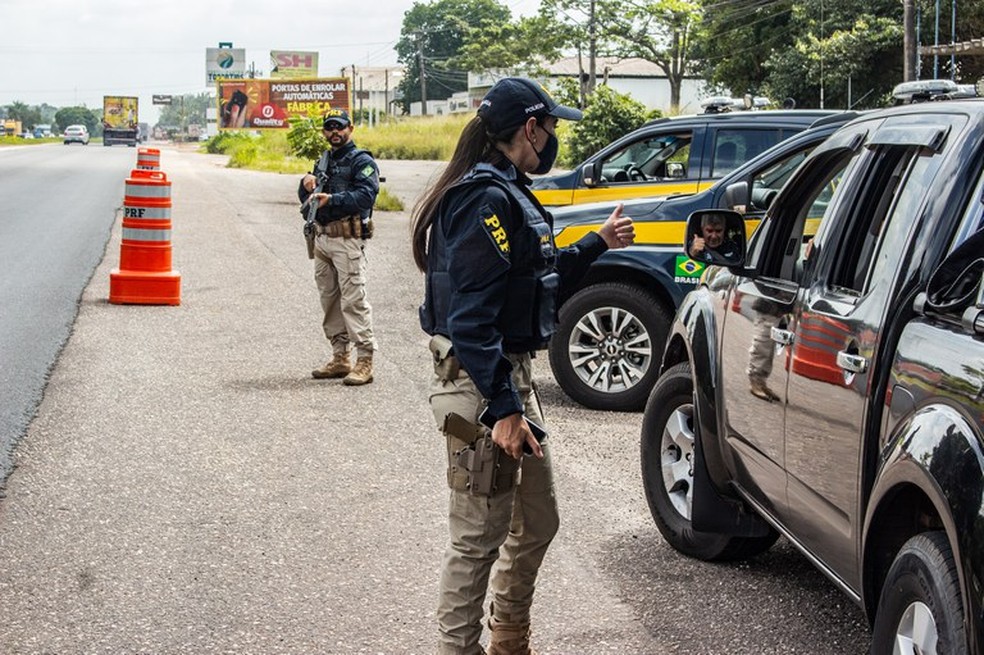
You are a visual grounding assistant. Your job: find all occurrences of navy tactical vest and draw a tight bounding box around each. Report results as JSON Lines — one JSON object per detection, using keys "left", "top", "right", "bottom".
{"left": 420, "top": 163, "right": 562, "bottom": 351}
{"left": 314, "top": 146, "right": 374, "bottom": 221}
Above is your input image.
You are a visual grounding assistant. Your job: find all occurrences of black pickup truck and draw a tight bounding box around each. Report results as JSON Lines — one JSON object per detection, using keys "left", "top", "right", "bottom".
{"left": 641, "top": 98, "right": 984, "bottom": 653}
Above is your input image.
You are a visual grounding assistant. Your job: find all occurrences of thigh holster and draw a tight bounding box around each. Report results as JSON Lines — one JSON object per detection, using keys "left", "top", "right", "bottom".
{"left": 443, "top": 412, "right": 520, "bottom": 497}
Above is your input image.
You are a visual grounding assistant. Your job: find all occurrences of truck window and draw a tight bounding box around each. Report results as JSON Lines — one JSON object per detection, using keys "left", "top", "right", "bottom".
{"left": 711, "top": 129, "right": 782, "bottom": 177}
{"left": 865, "top": 152, "right": 946, "bottom": 291}
{"left": 951, "top": 161, "right": 984, "bottom": 250}
{"left": 600, "top": 132, "right": 693, "bottom": 183}
{"left": 830, "top": 145, "right": 946, "bottom": 294}
{"left": 746, "top": 149, "right": 856, "bottom": 280}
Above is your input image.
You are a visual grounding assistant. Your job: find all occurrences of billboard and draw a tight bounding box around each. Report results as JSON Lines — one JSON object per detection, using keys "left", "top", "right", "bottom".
{"left": 217, "top": 78, "right": 351, "bottom": 130}
{"left": 206, "top": 47, "right": 246, "bottom": 86}
{"left": 270, "top": 51, "right": 319, "bottom": 79}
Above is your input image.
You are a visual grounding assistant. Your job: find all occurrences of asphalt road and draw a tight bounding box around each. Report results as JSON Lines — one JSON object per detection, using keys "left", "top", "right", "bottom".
{"left": 0, "top": 143, "right": 137, "bottom": 482}
{"left": 0, "top": 145, "right": 872, "bottom": 653}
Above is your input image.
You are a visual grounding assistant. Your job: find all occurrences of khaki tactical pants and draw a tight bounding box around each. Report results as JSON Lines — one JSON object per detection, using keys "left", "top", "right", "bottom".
{"left": 429, "top": 350, "right": 559, "bottom": 655}
{"left": 746, "top": 313, "right": 776, "bottom": 382}
{"left": 314, "top": 234, "right": 377, "bottom": 359}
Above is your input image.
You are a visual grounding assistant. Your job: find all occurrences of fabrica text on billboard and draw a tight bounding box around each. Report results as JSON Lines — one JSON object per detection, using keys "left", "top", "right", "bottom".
{"left": 216, "top": 78, "right": 351, "bottom": 130}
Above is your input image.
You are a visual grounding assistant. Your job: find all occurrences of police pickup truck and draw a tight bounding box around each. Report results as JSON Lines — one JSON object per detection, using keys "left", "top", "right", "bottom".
{"left": 547, "top": 112, "right": 855, "bottom": 411}
{"left": 641, "top": 95, "right": 984, "bottom": 652}
{"left": 531, "top": 103, "right": 837, "bottom": 208}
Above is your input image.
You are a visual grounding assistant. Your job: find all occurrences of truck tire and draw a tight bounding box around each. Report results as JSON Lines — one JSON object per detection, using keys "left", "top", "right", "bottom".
{"left": 871, "top": 531, "right": 967, "bottom": 655}
{"left": 641, "top": 362, "right": 778, "bottom": 561}
{"left": 549, "top": 282, "right": 670, "bottom": 411}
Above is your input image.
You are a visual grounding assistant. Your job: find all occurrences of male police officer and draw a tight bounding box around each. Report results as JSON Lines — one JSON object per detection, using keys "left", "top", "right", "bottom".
{"left": 298, "top": 109, "right": 379, "bottom": 385}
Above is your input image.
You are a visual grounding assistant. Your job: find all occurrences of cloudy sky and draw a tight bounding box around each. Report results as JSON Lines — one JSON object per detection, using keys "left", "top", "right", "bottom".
{"left": 0, "top": 0, "right": 539, "bottom": 124}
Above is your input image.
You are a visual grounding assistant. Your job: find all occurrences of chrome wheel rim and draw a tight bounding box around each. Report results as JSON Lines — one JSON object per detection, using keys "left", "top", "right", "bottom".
{"left": 893, "top": 601, "right": 938, "bottom": 655}
{"left": 661, "top": 403, "right": 695, "bottom": 520}
{"left": 567, "top": 306, "right": 652, "bottom": 394}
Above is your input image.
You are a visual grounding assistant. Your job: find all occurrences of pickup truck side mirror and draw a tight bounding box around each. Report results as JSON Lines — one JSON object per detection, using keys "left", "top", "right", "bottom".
{"left": 685, "top": 209, "right": 747, "bottom": 267}
{"left": 925, "top": 228, "right": 984, "bottom": 334}
{"left": 722, "top": 181, "right": 749, "bottom": 212}
{"left": 581, "top": 162, "right": 602, "bottom": 187}
{"left": 665, "top": 161, "right": 685, "bottom": 179}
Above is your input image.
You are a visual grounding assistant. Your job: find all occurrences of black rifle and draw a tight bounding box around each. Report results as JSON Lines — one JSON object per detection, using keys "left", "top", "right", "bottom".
{"left": 300, "top": 155, "right": 331, "bottom": 258}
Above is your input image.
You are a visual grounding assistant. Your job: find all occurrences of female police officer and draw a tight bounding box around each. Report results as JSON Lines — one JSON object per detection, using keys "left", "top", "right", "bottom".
{"left": 411, "top": 78, "right": 635, "bottom": 655}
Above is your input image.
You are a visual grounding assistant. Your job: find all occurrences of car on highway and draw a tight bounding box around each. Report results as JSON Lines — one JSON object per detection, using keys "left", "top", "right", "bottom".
{"left": 531, "top": 103, "right": 839, "bottom": 208}
{"left": 641, "top": 94, "right": 984, "bottom": 652}
{"left": 546, "top": 112, "right": 858, "bottom": 411}
{"left": 63, "top": 125, "right": 90, "bottom": 146}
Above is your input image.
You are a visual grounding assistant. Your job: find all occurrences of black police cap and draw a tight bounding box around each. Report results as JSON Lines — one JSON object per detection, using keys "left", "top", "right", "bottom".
{"left": 323, "top": 109, "right": 351, "bottom": 128}
{"left": 477, "top": 77, "right": 582, "bottom": 134}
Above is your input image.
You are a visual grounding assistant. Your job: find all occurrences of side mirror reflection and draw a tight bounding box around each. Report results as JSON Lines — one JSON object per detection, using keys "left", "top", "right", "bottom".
{"left": 685, "top": 209, "right": 747, "bottom": 267}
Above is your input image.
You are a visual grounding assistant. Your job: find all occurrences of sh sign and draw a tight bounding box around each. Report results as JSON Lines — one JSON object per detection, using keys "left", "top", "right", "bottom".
{"left": 270, "top": 51, "right": 319, "bottom": 79}
{"left": 206, "top": 47, "right": 246, "bottom": 86}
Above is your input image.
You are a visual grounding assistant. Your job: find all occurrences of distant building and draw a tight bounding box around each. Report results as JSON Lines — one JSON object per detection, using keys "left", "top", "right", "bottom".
{"left": 338, "top": 66, "right": 405, "bottom": 119}
{"left": 410, "top": 58, "right": 708, "bottom": 116}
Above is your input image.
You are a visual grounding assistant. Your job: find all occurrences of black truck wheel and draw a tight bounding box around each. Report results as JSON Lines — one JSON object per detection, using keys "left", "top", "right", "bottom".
{"left": 549, "top": 282, "right": 670, "bottom": 411}
{"left": 641, "top": 362, "right": 778, "bottom": 561}
{"left": 871, "top": 531, "right": 967, "bottom": 655}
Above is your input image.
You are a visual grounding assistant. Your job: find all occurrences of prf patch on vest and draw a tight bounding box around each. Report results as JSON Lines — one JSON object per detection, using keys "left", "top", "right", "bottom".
{"left": 481, "top": 212, "right": 510, "bottom": 259}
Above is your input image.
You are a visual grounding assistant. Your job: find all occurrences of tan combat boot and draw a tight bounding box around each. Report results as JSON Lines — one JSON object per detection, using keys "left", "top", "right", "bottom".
{"left": 343, "top": 355, "right": 373, "bottom": 386}
{"left": 487, "top": 617, "right": 537, "bottom": 655}
{"left": 749, "top": 377, "right": 780, "bottom": 402}
{"left": 312, "top": 352, "right": 351, "bottom": 379}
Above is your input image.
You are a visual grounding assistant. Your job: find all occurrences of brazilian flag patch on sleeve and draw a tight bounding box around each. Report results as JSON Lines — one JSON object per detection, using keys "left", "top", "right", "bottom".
{"left": 674, "top": 255, "right": 705, "bottom": 285}
{"left": 360, "top": 164, "right": 375, "bottom": 178}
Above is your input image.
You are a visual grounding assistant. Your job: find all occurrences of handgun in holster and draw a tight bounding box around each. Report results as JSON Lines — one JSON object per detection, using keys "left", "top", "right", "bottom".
{"left": 442, "top": 412, "right": 520, "bottom": 496}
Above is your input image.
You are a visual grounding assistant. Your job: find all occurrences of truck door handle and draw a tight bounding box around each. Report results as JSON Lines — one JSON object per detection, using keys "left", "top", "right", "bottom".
{"left": 837, "top": 351, "right": 868, "bottom": 374}
{"left": 770, "top": 327, "right": 794, "bottom": 346}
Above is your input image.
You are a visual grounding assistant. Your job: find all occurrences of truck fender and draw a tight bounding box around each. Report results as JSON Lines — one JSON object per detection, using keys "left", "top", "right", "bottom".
{"left": 863, "top": 403, "right": 984, "bottom": 650}
{"left": 663, "top": 285, "right": 768, "bottom": 536}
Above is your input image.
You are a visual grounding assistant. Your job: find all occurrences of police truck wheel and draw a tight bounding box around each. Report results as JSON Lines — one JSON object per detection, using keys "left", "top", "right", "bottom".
{"left": 871, "top": 532, "right": 967, "bottom": 655}
{"left": 549, "top": 282, "right": 670, "bottom": 411}
{"left": 641, "top": 363, "right": 778, "bottom": 561}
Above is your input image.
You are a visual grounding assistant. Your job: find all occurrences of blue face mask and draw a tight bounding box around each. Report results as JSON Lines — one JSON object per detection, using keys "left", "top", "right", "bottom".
{"left": 532, "top": 131, "right": 558, "bottom": 175}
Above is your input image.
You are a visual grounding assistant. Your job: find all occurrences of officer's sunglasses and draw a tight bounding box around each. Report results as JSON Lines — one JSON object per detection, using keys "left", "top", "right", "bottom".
{"left": 323, "top": 122, "right": 348, "bottom": 132}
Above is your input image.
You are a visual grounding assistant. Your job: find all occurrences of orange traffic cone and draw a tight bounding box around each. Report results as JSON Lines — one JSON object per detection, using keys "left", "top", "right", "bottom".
{"left": 136, "top": 147, "right": 160, "bottom": 170}
{"left": 109, "top": 169, "right": 181, "bottom": 305}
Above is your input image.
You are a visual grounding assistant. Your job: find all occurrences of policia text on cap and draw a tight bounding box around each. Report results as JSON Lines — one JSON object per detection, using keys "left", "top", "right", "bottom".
{"left": 411, "top": 78, "right": 635, "bottom": 655}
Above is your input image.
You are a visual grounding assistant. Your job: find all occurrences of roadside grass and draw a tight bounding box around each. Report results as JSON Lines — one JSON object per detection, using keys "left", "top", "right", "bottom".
{"left": 0, "top": 136, "right": 62, "bottom": 146}
{"left": 201, "top": 116, "right": 474, "bottom": 212}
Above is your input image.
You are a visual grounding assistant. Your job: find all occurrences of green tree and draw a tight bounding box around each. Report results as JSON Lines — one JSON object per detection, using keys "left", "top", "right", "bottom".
{"left": 917, "top": 0, "right": 984, "bottom": 84}
{"left": 691, "top": 0, "right": 797, "bottom": 98}
{"left": 395, "top": 0, "right": 511, "bottom": 113}
{"left": 558, "top": 82, "right": 655, "bottom": 166}
{"left": 695, "top": 0, "right": 903, "bottom": 109}
{"left": 5, "top": 101, "right": 42, "bottom": 131}
{"left": 535, "top": 0, "right": 597, "bottom": 104}
{"left": 453, "top": 14, "right": 566, "bottom": 77}
{"left": 595, "top": 0, "right": 703, "bottom": 111}
{"left": 157, "top": 93, "right": 211, "bottom": 130}
{"left": 53, "top": 106, "right": 99, "bottom": 134}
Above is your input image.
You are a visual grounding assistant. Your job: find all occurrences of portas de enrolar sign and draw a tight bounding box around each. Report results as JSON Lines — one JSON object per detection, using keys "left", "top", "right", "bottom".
{"left": 215, "top": 78, "right": 351, "bottom": 130}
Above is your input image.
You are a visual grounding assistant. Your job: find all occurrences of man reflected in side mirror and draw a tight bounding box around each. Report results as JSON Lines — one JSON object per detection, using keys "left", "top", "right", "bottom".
{"left": 690, "top": 213, "right": 740, "bottom": 263}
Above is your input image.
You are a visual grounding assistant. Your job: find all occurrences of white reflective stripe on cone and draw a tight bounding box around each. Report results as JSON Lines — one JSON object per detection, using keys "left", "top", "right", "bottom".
{"left": 125, "top": 183, "right": 171, "bottom": 198}
{"left": 122, "top": 228, "right": 171, "bottom": 241}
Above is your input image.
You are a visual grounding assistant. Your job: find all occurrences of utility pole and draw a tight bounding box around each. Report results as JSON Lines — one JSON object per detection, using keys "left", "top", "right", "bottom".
{"left": 588, "top": 0, "right": 597, "bottom": 95}
{"left": 350, "top": 64, "right": 357, "bottom": 117}
{"left": 904, "top": 0, "right": 917, "bottom": 81}
{"left": 417, "top": 33, "right": 428, "bottom": 116}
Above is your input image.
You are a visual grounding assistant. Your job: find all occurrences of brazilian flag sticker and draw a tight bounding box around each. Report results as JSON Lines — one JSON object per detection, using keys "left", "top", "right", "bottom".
{"left": 674, "top": 255, "right": 705, "bottom": 284}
